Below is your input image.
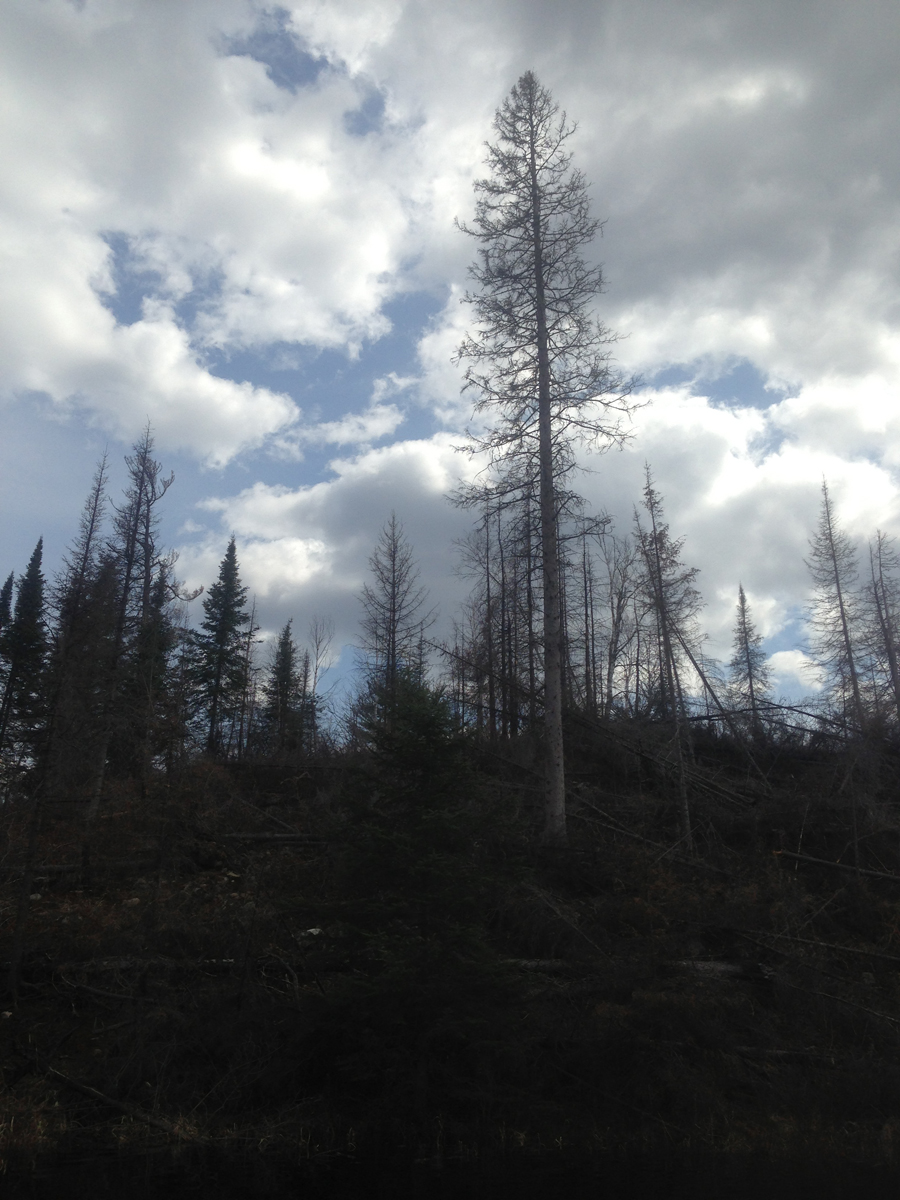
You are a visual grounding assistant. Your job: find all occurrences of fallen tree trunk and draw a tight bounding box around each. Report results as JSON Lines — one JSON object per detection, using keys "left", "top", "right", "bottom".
{"left": 774, "top": 849, "right": 900, "bottom": 883}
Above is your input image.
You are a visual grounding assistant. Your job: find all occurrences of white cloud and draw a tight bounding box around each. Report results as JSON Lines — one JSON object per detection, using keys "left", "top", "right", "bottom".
{"left": 180, "top": 434, "right": 478, "bottom": 651}
{"left": 768, "top": 650, "right": 825, "bottom": 696}
{"left": 301, "top": 401, "right": 405, "bottom": 447}
{"left": 0, "top": 0, "right": 422, "bottom": 457}
{"left": 6, "top": 0, "right": 900, "bottom": 683}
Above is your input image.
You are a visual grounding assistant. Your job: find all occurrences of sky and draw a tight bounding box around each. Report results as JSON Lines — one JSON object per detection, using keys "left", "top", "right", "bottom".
{"left": 3, "top": 0, "right": 900, "bottom": 697}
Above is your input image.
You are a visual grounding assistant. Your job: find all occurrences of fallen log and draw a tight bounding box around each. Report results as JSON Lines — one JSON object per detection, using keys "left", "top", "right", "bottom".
{"left": 220, "top": 833, "right": 326, "bottom": 844}
{"left": 744, "top": 928, "right": 900, "bottom": 965}
{"left": 774, "top": 849, "right": 900, "bottom": 883}
{"left": 1, "top": 858, "right": 156, "bottom": 878}
{"left": 573, "top": 804, "right": 732, "bottom": 875}
{"left": 45, "top": 1063, "right": 204, "bottom": 1141}
{"left": 734, "top": 1046, "right": 838, "bottom": 1065}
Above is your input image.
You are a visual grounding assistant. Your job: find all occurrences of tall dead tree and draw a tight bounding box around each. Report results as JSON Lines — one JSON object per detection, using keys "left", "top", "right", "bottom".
{"left": 865, "top": 531, "right": 900, "bottom": 726}
{"left": 359, "top": 514, "right": 434, "bottom": 709}
{"left": 806, "top": 481, "right": 867, "bottom": 871}
{"left": 806, "top": 481, "right": 865, "bottom": 732}
{"left": 633, "top": 470, "right": 702, "bottom": 851}
{"left": 456, "top": 71, "right": 635, "bottom": 845}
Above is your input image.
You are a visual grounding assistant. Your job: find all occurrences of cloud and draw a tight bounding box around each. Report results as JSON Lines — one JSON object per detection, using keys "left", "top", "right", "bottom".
{"left": 564, "top": 383, "right": 900, "bottom": 661}
{"left": 6, "top": 0, "right": 900, "bottom": 690}
{"left": 179, "top": 434, "right": 478, "bottom": 648}
{"left": 301, "top": 400, "right": 405, "bottom": 447}
{"left": 0, "top": 1, "right": 424, "bottom": 457}
{"left": 768, "top": 650, "right": 825, "bottom": 696}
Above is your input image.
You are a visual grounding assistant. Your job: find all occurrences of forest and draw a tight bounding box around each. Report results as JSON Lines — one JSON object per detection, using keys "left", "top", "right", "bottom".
{"left": 4, "top": 71, "right": 900, "bottom": 1196}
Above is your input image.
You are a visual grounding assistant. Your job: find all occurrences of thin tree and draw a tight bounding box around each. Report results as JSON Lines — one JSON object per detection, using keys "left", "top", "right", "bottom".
{"left": 633, "top": 472, "right": 702, "bottom": 851}
{"left": 0, "top": 572, "right": 16, "bottom": 748}
{"left": 596, "top": 531, "right": 638, "bottom": 718}
{"left": 728, "top": 585, "right": 772, "bottom": 742}
{"left": 360, "top": 514, "right": 434, "bottom": 705}
{"left": 0, "top": 573, "right": 13, "bottom": 633}
{"left": 306, "top": 615, "right": 334, "bottom": 752}
{"left": 864, "top": 531, "right": 900, "bottom": 726}
{"left": 806, "top": 481, "right": 865, "bottom": 731}
{"left": 41, "top": 458, "right": 111, "bottom": 798}
{"left": 263, "top": 620, "right": 300, "bottom": 759}
{"left": 0, "top": 540, "right": 48, "bottom": 767}
{"left": 633, "top": 469, "right": 702, "bottom": 725}
{"left": 456, "top": 71, "right": 636, "bottom": 845}
{"left": 195, "top": 536, "right": 250, "bottom": 756}
{"left": 82, "top": 432, "right": 173, "bottom": 877}
{"left": 806, "top": 481, "right": 867, "bottom": 871}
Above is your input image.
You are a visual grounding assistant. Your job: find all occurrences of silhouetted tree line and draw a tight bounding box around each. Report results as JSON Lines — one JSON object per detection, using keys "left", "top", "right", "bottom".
{"left": 3, "top": 426, "right": 899, "bottom": 833}
{"left": 6, "top": 71, "right": 900, "bottom": 1174}
{"left": 0, "top": 431, "right": 334, "bottom": 811}
{"left": 2, "top": 72, "right": 900, "bottom": 859}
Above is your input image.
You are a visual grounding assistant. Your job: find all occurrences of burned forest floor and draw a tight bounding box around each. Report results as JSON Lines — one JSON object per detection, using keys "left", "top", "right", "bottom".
{"left": 4, "top": 700, "right": 900, "bottom": 1191}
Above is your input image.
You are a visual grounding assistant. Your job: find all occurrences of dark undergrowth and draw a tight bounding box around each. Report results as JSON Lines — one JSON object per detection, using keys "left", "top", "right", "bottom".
{"left": 4, "top": 693, "right": 900, "bottom": 1192}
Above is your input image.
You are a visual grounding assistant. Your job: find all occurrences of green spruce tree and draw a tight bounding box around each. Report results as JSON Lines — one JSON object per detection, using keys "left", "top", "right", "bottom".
{"left": 262, "top": 620, "right": 302, "bottom": 759}
{"left": 0, "top": 540, "right": 48, "bottom": 764}
{"left": 195, "top": 536, "right": 250, "bottom": 755}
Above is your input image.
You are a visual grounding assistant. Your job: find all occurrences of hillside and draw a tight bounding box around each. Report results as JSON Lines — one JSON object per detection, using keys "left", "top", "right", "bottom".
{"left": 4, "top": 695, "right": 900, "bottom": 1192}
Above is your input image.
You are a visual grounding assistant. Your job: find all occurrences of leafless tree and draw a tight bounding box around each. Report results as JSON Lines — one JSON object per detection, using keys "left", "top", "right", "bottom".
{"left": 864, "top": 531, "right": 900, "bottom": 726}
{"left": 806, "top": 481, "right": 865, "bottom": 732}
{"left": 360, "top": 514, "right": 435, "bottom": 704}
{"left": 633, "top": 469, "right": 703, "bottom": 851}
{"left": 456, "top": 71, "right": 637, "bottom": 845}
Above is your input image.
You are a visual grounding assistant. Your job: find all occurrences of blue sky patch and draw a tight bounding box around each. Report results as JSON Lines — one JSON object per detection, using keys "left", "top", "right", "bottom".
{"left": 98, "top": 232, "right": 162, "bottom": 326}
{"left": 224, "top": 8, "right": 328, "bottom": 93}
{"left": 97, "top": 234, "right": 225, "bottom": 334}
{"left": 344, "top": 88, "right": 386, "bottom": 137}
{"left": 650, "top": 358, "right": 789, "bottom": 410}
{"left": 206, "top": 290, "right": 445, "bottom": 442}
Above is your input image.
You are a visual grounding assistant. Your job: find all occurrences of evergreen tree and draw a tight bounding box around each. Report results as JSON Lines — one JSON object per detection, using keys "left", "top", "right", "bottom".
{"left": 0, "top": 571, "right": 13, "bottom": 713}
{"left": 119, "top": 558, "right": 179, "bottom": 786}
{"left": 261, "top": 620, "right": 302, "bottom": 759}
{"left": 0, "top": 572, "right": 13, "bottom": 632}
{"left": 0, "top": 540, "right": 48, "bottom": 765}
{"left": 41, "top": 458, "right": 111, "bottom": 797}
{"left": 102, "top": 430, "right": 174, "bottom": 776}
{"left": 75, "top": 431, "right": 175, "bottom": 824}
{"left": 728, "top": 584, "right": 771, "bottom": 739}
{"left": 195, "top": 536, "right": 250, "bottom": 755}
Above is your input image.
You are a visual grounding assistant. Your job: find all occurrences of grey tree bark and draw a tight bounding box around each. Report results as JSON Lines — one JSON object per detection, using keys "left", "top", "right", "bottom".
{"left": 806, "top": 481, "right": 865, "bottom": 730}
{"left": 456, "top": 71, "right": 636, "bottom": 845}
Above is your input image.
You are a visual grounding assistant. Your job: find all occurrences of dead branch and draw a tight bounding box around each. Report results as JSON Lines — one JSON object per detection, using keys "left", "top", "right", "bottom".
{"left": 774, "top": 849, "right": 900, "bottom": 883}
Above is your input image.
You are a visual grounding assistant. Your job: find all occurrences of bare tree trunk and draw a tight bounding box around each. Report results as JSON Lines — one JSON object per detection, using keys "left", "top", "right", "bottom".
{"left": 484, "top": 511, "right": 497, "bottom": 744}
{"left": 525, "top": 493, "right": 537, "bottom": 728}
{"left": 870, "top": 535, "right": 900, "bottom": 725}
{"left": 528, "top": 138, "right": 567, "bottom": 845}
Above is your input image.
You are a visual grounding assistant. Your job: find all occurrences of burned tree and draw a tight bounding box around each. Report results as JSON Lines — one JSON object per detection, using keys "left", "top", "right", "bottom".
{"left": 456, "top": 71, "right": 636, "bottom": 844}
